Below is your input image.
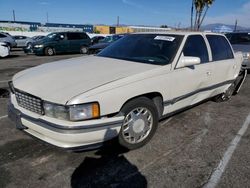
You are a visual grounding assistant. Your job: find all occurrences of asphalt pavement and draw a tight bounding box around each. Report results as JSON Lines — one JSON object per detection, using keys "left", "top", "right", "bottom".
{"left": 0, "top": 49, "right": 249, "bottom": 188}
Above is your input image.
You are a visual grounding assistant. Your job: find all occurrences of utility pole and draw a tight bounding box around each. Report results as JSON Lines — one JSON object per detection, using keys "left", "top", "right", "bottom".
{"left": 234, "top": 19, "right": 238, "bottom": 32}
{"left": 12, "top": 10, "right": 16, "bottom": 22}
{"left": 117, "top": 16, "right": 119, "bottom": 26}
{"left": 46, "top": 12, "right": 49, "bottom": 23}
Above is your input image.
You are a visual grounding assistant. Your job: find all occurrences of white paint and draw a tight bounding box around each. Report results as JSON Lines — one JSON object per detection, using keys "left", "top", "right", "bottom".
{"left": 0, "top": 115, "right": 8, "bottom": 120}
{"left": 204, "top": 114, "right": 250, "bottom": 188}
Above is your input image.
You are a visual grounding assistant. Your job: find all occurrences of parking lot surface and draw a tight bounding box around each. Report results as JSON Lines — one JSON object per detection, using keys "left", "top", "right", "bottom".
{"left": 0, "top": 50, "right": 249, "bottom": 188}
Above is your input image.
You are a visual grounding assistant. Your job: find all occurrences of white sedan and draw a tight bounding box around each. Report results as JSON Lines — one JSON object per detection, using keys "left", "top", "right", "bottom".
{"left": 8, "top": 32, "right": 247, "bottom": 150}
{"left": 0, "top": 42, "right": 10, "bottom": 57}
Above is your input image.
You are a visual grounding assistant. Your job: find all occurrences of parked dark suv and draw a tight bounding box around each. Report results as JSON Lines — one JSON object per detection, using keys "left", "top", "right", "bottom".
{"left": 32, "top": 32, "right": 91, "bottom": 56}
{"left": 226, "top": 32, "right": 250, "bottom": 69}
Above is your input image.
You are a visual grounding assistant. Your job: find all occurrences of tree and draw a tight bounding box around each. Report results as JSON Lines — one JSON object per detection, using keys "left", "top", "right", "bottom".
{"left": 191, "top": 0, "right": 215, "bottom": 30}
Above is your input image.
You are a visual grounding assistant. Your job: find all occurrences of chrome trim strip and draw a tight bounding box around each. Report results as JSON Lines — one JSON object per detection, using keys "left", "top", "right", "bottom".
{"left": 164, "top": 79, "right": 235, "bottom": 106}
{"left": 8, "top": 103, "right": 123, "bottom": 134}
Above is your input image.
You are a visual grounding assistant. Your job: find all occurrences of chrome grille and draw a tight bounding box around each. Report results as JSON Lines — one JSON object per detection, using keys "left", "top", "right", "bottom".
{"left": 15, "top": 89, "right": 43, "bottom": 115}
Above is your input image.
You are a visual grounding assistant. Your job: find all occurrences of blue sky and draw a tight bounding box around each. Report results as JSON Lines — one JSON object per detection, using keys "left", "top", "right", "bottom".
{"left": 0, "top": 0, "right": 250, "bottom": 27}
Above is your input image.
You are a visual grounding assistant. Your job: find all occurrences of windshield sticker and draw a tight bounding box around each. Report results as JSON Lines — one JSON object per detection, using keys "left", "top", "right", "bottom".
{"left": 154, "top": 36, "right": 175, "bottom": 42}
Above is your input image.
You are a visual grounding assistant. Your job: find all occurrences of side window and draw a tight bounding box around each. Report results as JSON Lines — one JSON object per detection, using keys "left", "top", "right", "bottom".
{"left": 79, "top": 33, "right": 88, "bottom": 39}
{"left": 182, "top": 35, "right": 209, "bottom": 63}
{"left": 206, "top": 35, "right": 234, "bottom": 61}
{"left": 67, "top": 33, "right": 87, "bottom": 40}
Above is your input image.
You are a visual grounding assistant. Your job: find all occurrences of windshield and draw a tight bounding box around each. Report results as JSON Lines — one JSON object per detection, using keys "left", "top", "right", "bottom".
{"left": 100, "top": 36, "right": 113, "bottom": 43}
{"left": 98, "top": 34, "right": 183, "bottom": 65}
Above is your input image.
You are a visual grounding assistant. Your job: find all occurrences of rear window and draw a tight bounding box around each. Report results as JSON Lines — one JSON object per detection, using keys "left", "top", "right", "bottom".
{"left": 206, "top": 35, "right": 234, "bottom": 61}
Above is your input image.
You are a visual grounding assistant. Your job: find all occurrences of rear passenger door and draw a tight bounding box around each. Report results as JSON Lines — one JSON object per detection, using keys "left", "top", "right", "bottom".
{"left": 67, "top": 33, "right": 90, "bottom": 53}
{"left": 205, "top": 35, "right": 238, "bottom": 94}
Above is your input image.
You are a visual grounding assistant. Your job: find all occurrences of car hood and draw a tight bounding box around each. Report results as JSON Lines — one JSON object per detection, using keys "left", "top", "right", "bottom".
{"left": 13, "top": 56, "right": 159, "bottom": 104}
{"left": 33, "top": 37, "right": 51, "bottom": 45}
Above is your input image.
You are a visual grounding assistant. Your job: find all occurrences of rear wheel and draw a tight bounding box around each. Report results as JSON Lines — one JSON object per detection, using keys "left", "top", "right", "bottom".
{"left": 45, "top": 47, "right": 54, "bottom": 56}
{"left": 118, "top": 97, "right": 158, "bottom": 150}
{"left": 213, "top": 82, "right": 236, "bottom": 102}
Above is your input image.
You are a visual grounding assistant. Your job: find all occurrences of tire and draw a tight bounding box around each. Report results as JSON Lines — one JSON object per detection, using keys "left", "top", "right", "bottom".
{"left": 26, "top": 42, "right": 32, "bottom": 49}
{"left": 44, "top": 47, "right": 54, "bottom": 56}
{"left": 118, "top": 97, "right": 159, "bottom": 150}
{"left": 213, "top": 82, "right": 236, "bottom": 102}
{"left": 80, "top": 46, "right": 88, "bottom": 54}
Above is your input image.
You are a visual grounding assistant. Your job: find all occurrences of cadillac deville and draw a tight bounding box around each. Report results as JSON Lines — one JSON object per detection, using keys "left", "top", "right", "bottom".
{"left": 8, "top": 32, "right": 247, "bottom": 150}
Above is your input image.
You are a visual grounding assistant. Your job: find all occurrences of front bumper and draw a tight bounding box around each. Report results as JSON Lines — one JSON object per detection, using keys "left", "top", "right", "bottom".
{"left": 33, "top": 47, "right": 44, "bottom": 55}
{"left": 8, "top": 97, "right": 123, "bottom": 150}
{"left": 242, "top": 60, "right": 250, "bottom": 69}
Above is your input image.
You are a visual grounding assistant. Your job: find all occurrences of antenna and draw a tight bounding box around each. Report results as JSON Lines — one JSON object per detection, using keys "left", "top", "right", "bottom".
{"left": 234, "top": 19, "right": 238, "bottom": 32}
{"left": 46, "top": 12, "right": 49, "bottom": 23}
{"left": 117, "top": 16, "right": 119, "bottom": 26}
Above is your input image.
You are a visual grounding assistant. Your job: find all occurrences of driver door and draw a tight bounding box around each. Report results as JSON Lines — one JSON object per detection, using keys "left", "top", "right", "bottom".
{"left": 54, "top": 33, "right": 69, "bottom": 53}
{"left": 167, "top": 35, "right": 212, "bottom": 113}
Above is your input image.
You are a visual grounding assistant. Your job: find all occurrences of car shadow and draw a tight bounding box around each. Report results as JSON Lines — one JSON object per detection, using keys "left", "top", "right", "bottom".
{"left": 0, "top": 88, "right": 10, "bottom": 98}
{"left": 3, "top": 55, "right": 20, "bottom": 59}
{"left": 71, "top": 128, "right": 147, "bottom": 188}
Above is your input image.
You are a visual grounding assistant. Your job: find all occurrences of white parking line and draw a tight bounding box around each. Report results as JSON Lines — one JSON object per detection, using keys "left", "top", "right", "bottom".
{"left": 160, "top": 117, "right": 172, "bottom": 125}
{"left": 0, "top": 80, "right": 10, "bottom": 83}
{"left": 204, "top": 113, "right": 250, "bottom": 188}
{"left": 0, "top": 115, "right": 8, "bottom": 120}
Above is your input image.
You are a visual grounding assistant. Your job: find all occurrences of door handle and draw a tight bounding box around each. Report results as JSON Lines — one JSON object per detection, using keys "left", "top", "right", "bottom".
{"left": 206, "top": 71, "right": 212, "bottom": 76}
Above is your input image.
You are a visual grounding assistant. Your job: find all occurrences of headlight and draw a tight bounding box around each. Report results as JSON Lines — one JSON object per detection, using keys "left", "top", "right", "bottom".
{"left": 43, "top": 102, "right": 100, "bottom": 121}
{"left": 1, "top": 43, "right": 8, "bottom": 48}
{"left": 69, "top": 103, "right": 100, "bottom": 121}
{"left": 34, "top": 44, "right": 43, "bottom": 48}
{"left": 243, "top": 52, "right": 250, "bottom": 61}
{"left": 43, "top": 102, "right": 69, "bottom": 120}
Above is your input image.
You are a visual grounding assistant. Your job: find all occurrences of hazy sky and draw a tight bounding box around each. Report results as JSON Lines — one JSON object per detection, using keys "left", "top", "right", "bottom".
{"left": 0, "top": 0, "right": 250, "bottom": 27}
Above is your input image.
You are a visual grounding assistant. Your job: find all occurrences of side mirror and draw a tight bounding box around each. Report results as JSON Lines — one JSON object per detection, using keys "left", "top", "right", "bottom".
{"left": 176, "top": 56, "right": 201, "bottom": 68}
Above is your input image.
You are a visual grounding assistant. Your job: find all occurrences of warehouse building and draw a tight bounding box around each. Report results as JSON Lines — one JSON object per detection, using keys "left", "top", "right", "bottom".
{"left": 94, "top": 25, "right": 171, "bottom": 34}
{"left": 0, "top": 20, "right": 93, "bottom": 33}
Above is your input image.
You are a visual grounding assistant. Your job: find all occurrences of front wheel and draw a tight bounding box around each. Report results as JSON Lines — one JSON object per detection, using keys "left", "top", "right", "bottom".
{"left": 26, "top": 42, "right": 32, "bottom": 49}
{"left": 118, "top": 97, "right": 159, "bottom": 150}
{"left": 44, "top": 47, "right": 55, "bottom": 56}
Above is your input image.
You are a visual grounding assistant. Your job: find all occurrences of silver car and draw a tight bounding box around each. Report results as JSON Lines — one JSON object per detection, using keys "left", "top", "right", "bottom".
{"left": 226, "top": 32, "right": 250, "bottom": 69}
{"left": 13, "top": 35, "right": 34, "bottom": 48}
{"left": 0, "top": 32, "right": 16, "bottom": 48}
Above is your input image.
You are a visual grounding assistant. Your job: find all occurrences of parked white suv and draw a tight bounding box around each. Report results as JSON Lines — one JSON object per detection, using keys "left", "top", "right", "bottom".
{"left": 8, "top": 32, "right": 246, "bottom": 150}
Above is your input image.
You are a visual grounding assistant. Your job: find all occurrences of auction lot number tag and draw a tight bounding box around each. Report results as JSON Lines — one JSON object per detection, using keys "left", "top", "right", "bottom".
{"left": 154, "top": 36, "right": 175, "bottom": 42}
